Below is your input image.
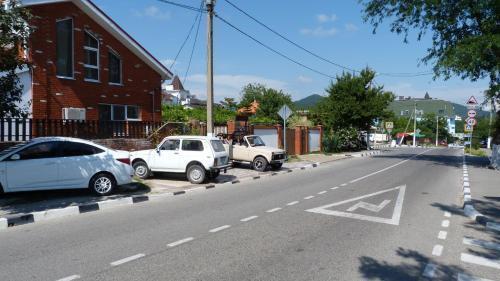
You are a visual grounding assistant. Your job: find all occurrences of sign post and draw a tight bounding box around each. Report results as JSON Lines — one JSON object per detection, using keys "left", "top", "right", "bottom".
{"left": 385, "top": 122, "right": 393, "bottom": 143}
{"left": 465, "top": 96, "right": 479, "bottom": 154}
{"left": 278, "top": 105, "right": 292, "bottom": 153}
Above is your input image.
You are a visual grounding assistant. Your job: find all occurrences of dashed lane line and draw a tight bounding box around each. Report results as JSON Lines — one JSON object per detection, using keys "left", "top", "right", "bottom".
{"left": 444, "top": 211, "right": 451, "bottom": 217}
{"left": 56, "top": 275, "right": 80, "bottom": 281}
{"left": 266, "top": 208, "right": 282, "bottom": 213}
{"left": 432, "top": 245, "right": 443, "bottom": 256}
{"left": 317, "top": 191, "right": 327, "bottom": 195}
{"left": 209, "top": 225, "right": 231, "bottom": 233}
{"left": 340, "top": 183, "right": 348, "bottom": 187}
{"left": 286, "top": 201, "right": 299, "bottom": 206}
{"left": 304, "top": 196, "right": 314, "bottom": 200}
{"left": 442, "top": 220, "right": 450, "bottom": 228}
{"left": 438, "top": 231, "right": 447, "bottom": 240}
{"left": 240, "top": 216, "right": 258, "bottom": 222}
{"left": 110, "top": 254, "right": 146, "bottom": 266}
{"left": 167, "top": 237, "right": 194, "bottom": 247}
{"left": 330, "top": 186, "right": 339, "bottom": 190}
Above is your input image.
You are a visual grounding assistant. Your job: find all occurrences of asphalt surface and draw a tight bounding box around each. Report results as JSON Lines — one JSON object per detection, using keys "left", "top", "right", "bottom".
{"left": 0, "top": 147, "right": 498, "bottom": 281}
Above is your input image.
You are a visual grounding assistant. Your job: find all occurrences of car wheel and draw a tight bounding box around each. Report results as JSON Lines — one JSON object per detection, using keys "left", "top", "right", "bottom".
{"left": 90, "top": 173, "right": 116, "bottom": 196}
{"left": 133, "top": 161, "right": 150, "bottom": 179}
{"left": 187, "top": 164, "right": 206, "bottom": 184}
{"left": 253, "top": 156, "right": 268, "bottom": 172}
{"left": 271, "top": 163, "right": 283, "bottom": 170}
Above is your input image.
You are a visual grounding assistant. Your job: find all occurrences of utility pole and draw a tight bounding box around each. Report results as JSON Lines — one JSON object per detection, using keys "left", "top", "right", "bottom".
{"left": 206, "top": 0, "right": 215, "bottom": 136}
{"left": 435, "top": 114, "right": 439, "bottom": 147}
{"left": 413, "top": 102, "right": 417, "bottom": 147}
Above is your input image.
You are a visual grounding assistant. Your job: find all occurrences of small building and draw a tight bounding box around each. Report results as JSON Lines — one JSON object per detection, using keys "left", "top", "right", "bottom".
{"left": 20, "top": 0, "right": 172, "bottom": 122}
{"left": 162, "top": 75, "right": 193, "bottom": 106}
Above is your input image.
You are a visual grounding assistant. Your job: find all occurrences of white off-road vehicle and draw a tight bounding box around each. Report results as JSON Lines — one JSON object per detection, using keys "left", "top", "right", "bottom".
{"left": 130, "top": 136, "right": 230, "bottom": 184}
{"left": 226, "top": 135, "right": 287, "bottom": 172}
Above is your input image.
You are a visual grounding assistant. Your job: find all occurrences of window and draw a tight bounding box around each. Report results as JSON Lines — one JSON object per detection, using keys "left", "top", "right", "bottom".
{"left": 109, "top": 51, "right": 122, "bottom": 84}
{"left": 61, "top": 142, "right": 104, "bottom": 157}
{"left": 98, "top": 104, "right": 140, "bottom": 121}
{"left": 211, "top": 140, "right": 225, "bottom": 152}
{"left": 126, "top": 105, "right": 139, "bottom": 120}
{"left": 161, "top": 139, "right": 180, "bottom": 150}
{"left": 84, "top": 32, "right": 99, "bottom": 81}
{"left": 246, "top": 136, "right": 265, "bottom": 147}
{"left": 182, "top": 140, "right": 204, "bottom": 151}
{"left": 17, "top": 142, "right": 61, "bottom": 160}
{"left": 56, "top": 18, "right": 73, "bottom": 78}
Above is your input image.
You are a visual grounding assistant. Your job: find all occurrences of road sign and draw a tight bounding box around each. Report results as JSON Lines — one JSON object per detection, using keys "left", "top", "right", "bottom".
{"left": 467, "top": 96, "right": 478, "bottom": 105}
{"left": 466, "top": 118, "right": 477, "bottom": 126}
{"left": 278, "top": 105, "right": 292, "bottom": 120}
{"left": 465, "top": 125, "right": 473, "bottom": 132}
{"left": 416, "top": 129, "right": 421, "bottom": 134}
{"left": 385, "top": 122, "right": 393, "bottom": 129}
{"left": 467, "top": 110, "right": 477, "bottom": 118}
{"left": 305, "top": 185, "right": 406, "bottom": 225}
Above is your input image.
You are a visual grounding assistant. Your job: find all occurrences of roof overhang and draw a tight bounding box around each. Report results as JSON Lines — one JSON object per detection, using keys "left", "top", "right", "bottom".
{"left": 22, "top": 0, "right": 173, "bottom": 80}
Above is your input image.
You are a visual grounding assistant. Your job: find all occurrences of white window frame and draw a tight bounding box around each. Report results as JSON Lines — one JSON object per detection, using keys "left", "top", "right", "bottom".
{"left": 99, "top": 104, "right": 141, "bottom": 121}
{"left": 108, "top": 49, "right": 122, "bottom": 85}
{"left": 55, "top": 17, "right": 74, "bottom": 80}
{"left": 83, "top": 31, "right": 99, "bottom": 82}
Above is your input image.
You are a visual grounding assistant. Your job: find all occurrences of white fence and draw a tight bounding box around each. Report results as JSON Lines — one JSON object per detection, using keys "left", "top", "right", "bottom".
{"left": 491, "top": 144, "right": 500, "bottom": 170}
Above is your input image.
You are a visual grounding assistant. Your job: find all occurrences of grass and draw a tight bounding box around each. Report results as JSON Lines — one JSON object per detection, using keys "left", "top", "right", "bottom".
{"left": 465, "top": 147, "right": 487, "bottom": 157}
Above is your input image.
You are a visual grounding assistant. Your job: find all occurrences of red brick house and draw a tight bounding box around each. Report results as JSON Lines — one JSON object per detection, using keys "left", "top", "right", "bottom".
{"left": 20, "top": 0, "right": 172, "bottom": 122}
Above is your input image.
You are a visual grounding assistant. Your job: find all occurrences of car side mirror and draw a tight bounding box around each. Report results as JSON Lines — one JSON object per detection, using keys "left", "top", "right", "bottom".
{"left": 155, "top": 147, "right": 161, "bottom": 153}
{"left": 10, "top": 154, "right": 20, "bottom": 161}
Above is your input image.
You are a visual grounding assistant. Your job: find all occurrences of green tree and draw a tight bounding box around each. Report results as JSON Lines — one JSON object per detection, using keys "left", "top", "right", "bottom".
{"left": 240, "top": 83, "right": 294, "bottom": 123}
{"left": 162, "top": 105, "right": 188, "bottom": 122}
{"left": 1, "top": 1, "right": 32, "bottom": 118}
{"left": 314, "top": 68, "right": 395, "bottom": 132}
{"left": 419, "top": 113, "right": 451, "bottom": 143}
{"left": 220, "top": 97, "right": 238, "bottom": 111}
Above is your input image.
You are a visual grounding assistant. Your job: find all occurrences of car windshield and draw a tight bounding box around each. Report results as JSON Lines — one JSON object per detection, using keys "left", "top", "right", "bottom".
{"left": 246, "top": 136, "right": 265, "bottom": 147}
{"left": 0, "top": 140, "right": 32, "bottom": 158}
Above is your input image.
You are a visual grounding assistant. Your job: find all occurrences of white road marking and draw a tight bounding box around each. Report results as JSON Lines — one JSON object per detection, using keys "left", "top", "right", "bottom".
{"left": 304, "top": 196, "right": 315, "bottom": 200}
{"left": 438, "top": 231, "right": 447, "bottom": 240}
{"left": 110, "top": 254, "right": 145, "bottom": 266}
{"left": 240, "top": 215, "right": 258, "bottom": 222}
{"left": 306, "top": 185, "right": 406, "bottom": 225}
{"left": 422, "top": 263, "right": 437, "bottom": 278}
{"left": 463, "top": 181, "right": 470, "bottom": 187}
{"left": 464, "top": 177, "right": 469, "bottom": 181}
{"left": 463, "top": 173, "right": 468, "bottom": 177}
{"left": 432, "top": 244, "right": 443, "bottom": 256}
{"left": 346, "top": 199, "right": 391, "bottom": 213}
{"left": 349, "top": 149, "right": 433, "bottom": 184}
{"left": 463, "top": 187, "right": 471, "bottom": 194}
{"left": 209, "top": 225, "right": 231, "bottom": 233}
{"left": 340, "top": 183, "right": 348, "bottom": 186}
{"left": 330, "top": 186, "right": 339, "bottom": 190}
{"left": 56, "top": 275, "right": 81, "bottom": 281}
{"left": 167, "top": 237, "right": 194, "bottom": 247}
{"left": 286, "top": 201, "right": 299, "bottom": 206}
{"left": 442, "top": 220, "right": 450, "bottom": 227}
{"left": 486, "top": 222, "right": 500, "bottom": 232}
{"left": 444, "top": 211, "right": 451, "bottom": 217}
{"left": 266, "top": 208, "right": 282, "bottom": 213}
{"left": 457, "top": 273, "right": 494, "bottom": 281}
{"left": 318, "top": 191, "right": 327, "bottom": 195}
{"left": 463, "top": 237, "right": 500, "bottom": 251}
{"left": 461, "top": 253, "right": 500, "bottom": 269}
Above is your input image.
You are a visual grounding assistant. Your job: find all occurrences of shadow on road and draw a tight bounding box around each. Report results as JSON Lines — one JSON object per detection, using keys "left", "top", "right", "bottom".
{"left": 359, "top": 247, "right": 469, "bottom": 280}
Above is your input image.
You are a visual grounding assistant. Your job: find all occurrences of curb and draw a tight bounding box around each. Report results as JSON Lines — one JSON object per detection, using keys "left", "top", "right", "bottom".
{"left": 461, "top": 153, "right": 500, "bottom": 230}
{"left": 0, "top": 162, "right": 321, "bottom": 230}
{"left": 347, "top": 150, "right": 383, "bottom": 158}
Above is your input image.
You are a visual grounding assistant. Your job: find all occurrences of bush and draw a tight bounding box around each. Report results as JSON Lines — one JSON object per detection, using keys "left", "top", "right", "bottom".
{"left": 322, "top": 128, "right": 363, "bottom": 153}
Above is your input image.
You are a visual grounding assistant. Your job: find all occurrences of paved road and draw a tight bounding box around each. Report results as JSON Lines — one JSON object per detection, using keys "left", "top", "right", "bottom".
{"left": 0, "top": 148, "right": 498, "bottom": 281}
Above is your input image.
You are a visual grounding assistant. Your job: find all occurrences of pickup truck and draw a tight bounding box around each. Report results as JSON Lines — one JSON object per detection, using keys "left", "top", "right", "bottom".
{"left": 225, "top": 135, "right": 287, "bottom": 172}
{"left": 130, "top": 136, "right": 230, "bottom": 184}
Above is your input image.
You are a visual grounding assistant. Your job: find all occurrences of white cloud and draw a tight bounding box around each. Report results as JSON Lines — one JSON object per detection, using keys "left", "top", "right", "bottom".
{"left": 134, "top": 5, "right": 171, "bottom": 20}
{"left": 184, "top": 74, "right": 288, "bottom": 101}
{"left": 345, "top": 23, "right": 359, "bottom": 32}
{"left": 300, "top": 26, "right": 338, "bottom": 37}
{"left": 317, "top": 14, "right": 337, "bottom": 23}
{"left": 297, "top": 75, "right": 313, "bottom": 83}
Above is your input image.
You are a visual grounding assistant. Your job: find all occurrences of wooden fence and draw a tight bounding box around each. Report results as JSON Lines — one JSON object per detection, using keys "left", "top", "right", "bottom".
{"left": 1, "top": 118, "right": 163, "bottom": 142}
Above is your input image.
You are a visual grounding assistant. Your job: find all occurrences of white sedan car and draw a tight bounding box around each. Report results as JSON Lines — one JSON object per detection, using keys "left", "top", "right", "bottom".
{"left": 0, "top": 137, "right": 134, "bottom": 196}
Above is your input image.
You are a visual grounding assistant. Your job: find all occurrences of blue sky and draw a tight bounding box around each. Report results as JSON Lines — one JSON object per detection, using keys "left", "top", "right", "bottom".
{"left": 94, "top": 0, "right": 489, "bottom": 105}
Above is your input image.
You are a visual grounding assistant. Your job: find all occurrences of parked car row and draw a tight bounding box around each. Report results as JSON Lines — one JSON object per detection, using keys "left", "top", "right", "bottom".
{"left": 0, "top": 135, "right": 287, "bottom": 196}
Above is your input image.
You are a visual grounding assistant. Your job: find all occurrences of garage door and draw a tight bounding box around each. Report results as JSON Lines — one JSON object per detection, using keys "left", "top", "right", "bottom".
{"left": 309, "top": 129, "right": 321, "bottom": 152}
{"left": 254, "top": 128, "right": 278, "bottom": 148}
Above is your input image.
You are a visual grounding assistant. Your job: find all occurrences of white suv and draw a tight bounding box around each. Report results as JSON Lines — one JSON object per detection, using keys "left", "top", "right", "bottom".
{"left": 130, "top": 136, "right": 230, "bottom": 184}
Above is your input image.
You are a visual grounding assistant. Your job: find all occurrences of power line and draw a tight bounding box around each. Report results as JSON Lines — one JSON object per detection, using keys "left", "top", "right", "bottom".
{"left": 215, "top": 14, "right": 335, "bottom": 79}
{"left": 223, "top": 0, "right": 433, "bottom": 78}
{"left": 156, "top": 0, "right": 205, "bottom": 13}
{"left": 183, "top": 1, "right": 203, "bottom": 85}
{"left": 169, "top": 1, "right": 204, "bottom": 70}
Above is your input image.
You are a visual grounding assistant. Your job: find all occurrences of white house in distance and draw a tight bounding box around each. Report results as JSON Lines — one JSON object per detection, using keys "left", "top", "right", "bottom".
{"left": 162, "top": 75, "right": 193, "bottom": 106}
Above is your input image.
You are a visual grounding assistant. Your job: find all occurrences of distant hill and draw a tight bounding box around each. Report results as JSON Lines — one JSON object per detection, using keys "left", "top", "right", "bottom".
{"left": 294, "top": 94, "right": 324, "bottom": 109}
{"left": 389, "top": 98, "right": 489, "bottom": 119}
{"left": 451, "top": 102, "right": 489, "bottom": 118}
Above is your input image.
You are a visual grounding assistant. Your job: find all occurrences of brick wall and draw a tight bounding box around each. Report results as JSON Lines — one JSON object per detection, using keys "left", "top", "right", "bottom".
{"left": 92, "top": 138, "right": 154, "bottom": 151}
{"left": 28, "top": 2, "right": 162, "bottom": 121}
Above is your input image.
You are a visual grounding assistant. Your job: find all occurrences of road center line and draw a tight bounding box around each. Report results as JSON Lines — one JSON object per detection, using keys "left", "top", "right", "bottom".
{"left": 110, "top": 254, "right": 146, "bottom": 266}
{"left": 444, "top": 211, "right": 451, "bottom": 217}
{"left": 432, "top": 245, "right": 443, "bottom": 256}
{"left": 209, "top": 225, "right": 231, "bottom": 233}
{"left": 240, "top": 216, "right": 258, "bottom": 222}
{"left": 317, "top": 191, "right": 327, "bottom": 195}
{"left": 167, "top": 237, "right": 194, "bottom": 247}
{"left": 266, "top": 208, "right": 282, "bottom": 213}
{"left": 350, "top": 149, "right": 433, "bottom": 184}
{"left": 304, "top": 196, "right": 314, "bottom": 200}
{"left": 441, "top": 220, "right": 450, "bottom": 227}
{"left": 56, "top": 275, "right": 81, "bottom": 281}
{"left": 286, "top": 201, "right": 299, "bottom": 206}
{"left": 340, "top": 183, "right": 347, "bottom": 186}
{"left": 438, "top": 231, "right": 447, "bottom": 240}
{"left": 330, "top": 186, "right": 339, "bottom": 190}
